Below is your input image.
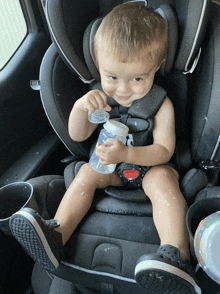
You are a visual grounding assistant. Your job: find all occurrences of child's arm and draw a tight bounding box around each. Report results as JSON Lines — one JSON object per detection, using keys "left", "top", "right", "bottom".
{"left": 96, "top": 97, "right": 175, "bottom": 166}
{"left": 68, "top": 90, "right": 111, "bottom": 142}
{"left": 126, "top": 96, "right": 175, "bottom": 166}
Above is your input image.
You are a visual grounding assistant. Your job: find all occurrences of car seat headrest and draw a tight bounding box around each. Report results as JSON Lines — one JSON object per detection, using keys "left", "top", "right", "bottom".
{"left": 174, "top": 0, "right": 211, "bottom": 73}
{"left": 46, "top": 0, "right": 211, "bottom": 82}
{"left": 83, "top": 18, "right": 102, "bottom": 81}
{"left": 83, "top": 4, "right": 178, "bottom": 80}
{"left": 155, "top": 4, "right": 178, "bottom": 76}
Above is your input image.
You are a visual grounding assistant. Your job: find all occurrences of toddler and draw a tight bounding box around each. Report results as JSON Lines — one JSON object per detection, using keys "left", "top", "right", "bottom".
{"left": 10, "top": 3, "right": 200, "bottom": 293}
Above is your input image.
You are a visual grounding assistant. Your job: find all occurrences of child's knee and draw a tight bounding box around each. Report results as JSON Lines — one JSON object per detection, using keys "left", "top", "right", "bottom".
{"left": 78, "top": 162, "right": 93, "bottom": 175}
{"left": 76, "top": 163, "right": 99, "bottom": 183}
{"left": 143, "top": 165, "right": 179, "bottom": 192}
{"left": 76, "top": 163, "right": 112, "bottom": 188}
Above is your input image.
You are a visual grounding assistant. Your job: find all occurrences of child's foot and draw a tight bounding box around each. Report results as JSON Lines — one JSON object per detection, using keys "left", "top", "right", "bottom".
{"left": 9, "top": 207, "right": 63, "bottom": 272}
{"left": 134, "top": 244, "right": 201, "bottom": 294}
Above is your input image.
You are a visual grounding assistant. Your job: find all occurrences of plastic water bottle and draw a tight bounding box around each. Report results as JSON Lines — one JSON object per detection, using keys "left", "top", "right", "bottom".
{"left": 89, "top": 119, "right": 129, "bottom": 174}
{"left": 194, "top": 211, "right": 220, "bottom": 284}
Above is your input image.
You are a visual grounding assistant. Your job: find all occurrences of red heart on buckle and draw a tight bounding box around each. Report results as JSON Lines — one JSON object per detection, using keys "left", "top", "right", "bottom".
{"left": 123, "top": 170, "right": 139, "bottom": 179}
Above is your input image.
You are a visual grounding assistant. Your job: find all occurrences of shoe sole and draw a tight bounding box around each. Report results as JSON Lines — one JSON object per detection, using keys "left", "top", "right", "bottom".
{"left": 135, "top": 260, "right": 201, "bottom": 294}
{"left": 9, "top": 210, "right": 59, "bottom": 272}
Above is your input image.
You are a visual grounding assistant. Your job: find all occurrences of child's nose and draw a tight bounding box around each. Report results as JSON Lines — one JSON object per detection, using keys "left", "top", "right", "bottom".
{"left": 117, "top": 82, "right": 130, "bottom": 95}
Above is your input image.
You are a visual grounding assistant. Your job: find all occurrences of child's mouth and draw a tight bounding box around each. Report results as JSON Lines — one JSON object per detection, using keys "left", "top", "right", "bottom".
{"left": 116, "top": 95, "right": 130, "bottom": 101}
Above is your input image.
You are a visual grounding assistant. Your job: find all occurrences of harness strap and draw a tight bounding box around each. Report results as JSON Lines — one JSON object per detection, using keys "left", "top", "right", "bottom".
{"left": 93, "top": 83, "right": 167, "bottom": 120}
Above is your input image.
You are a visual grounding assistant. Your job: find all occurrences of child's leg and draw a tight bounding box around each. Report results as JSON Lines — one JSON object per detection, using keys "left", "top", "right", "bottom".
{"left": 142, "top": 165, "right": 189, "bottom": 260}
{"left": 9, "top": 163, "right": 121, "bottom": 272}
{"left": 135, "top": 165, "right": 201, "bottom": 293}
{"left": 55, "top": 163, "right": 122, "bottom": 245}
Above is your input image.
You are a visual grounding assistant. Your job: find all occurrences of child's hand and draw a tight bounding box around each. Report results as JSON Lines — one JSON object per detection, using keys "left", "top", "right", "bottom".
{"left": 95, "top": 139, "right": 128, "bottom": 165}
{"left": 79, "top": 90, "right": 111, "bottom": 114}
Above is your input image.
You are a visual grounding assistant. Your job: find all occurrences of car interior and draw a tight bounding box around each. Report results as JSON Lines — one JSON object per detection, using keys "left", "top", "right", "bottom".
{"left": 1, "top": 0, "right": 220, "bottom": 293}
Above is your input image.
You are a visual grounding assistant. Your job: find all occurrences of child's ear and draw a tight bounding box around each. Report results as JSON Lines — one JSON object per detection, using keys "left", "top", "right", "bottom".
{"left": 157, "top": 58, "right": 165, "bottom": 71}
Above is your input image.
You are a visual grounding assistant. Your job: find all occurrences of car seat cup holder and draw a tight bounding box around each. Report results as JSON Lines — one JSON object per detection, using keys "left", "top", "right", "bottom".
{"left": 0, "top": 182, "right": 38, "bottom": 235}
{"left": 194, "top": 211, "right": 220, "bottom": 285}
{"left": 186, "top": 198, "right": 220, "bottom": 284}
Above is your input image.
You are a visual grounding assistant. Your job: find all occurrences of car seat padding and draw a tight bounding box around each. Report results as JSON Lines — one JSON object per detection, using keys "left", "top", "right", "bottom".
{"left": 45, "top": 0, "right": 211, "bottom": 81}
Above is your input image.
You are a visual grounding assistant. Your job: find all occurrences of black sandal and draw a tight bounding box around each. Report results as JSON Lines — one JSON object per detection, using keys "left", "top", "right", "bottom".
{"left": 134, "top": 244, "right": 201, "bottom": 294}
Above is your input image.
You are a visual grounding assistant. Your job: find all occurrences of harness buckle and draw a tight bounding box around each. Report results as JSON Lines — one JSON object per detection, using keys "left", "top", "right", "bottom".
{"left": 123, "top": 170, "right": 139, "bottom": 179}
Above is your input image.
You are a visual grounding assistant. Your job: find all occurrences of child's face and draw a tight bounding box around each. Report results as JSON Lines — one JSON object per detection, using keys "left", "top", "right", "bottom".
{"left": 98, "top": 46, "right": 161, "bottom": 107}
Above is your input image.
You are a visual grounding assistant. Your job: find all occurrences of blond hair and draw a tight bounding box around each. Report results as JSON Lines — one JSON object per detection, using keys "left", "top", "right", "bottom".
{"left": 94, "top": 2, "right": 168, "bottom": 66}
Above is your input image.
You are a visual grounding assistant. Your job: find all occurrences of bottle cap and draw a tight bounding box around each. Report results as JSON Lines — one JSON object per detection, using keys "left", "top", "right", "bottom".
{"left": 88, "top": 109, "right": 110, "bottom": 124}
{"left": 194, "top": 211, "right": 220, "bottom": 284}
{"left": 104, "top": 120, "right": 129, "bottom": 137}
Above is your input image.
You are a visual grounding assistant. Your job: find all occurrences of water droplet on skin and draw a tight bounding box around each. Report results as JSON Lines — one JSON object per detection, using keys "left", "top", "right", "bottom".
{"left": 81, "top": 192, "right": 85, "bottom": 195}
{"left": 159, "top": 211, "right": 162, "bottom": 213}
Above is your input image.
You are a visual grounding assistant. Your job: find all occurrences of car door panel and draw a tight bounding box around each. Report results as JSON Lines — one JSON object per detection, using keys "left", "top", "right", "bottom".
{"left": 0, "top": 1, "right": 57, "bottom": 184}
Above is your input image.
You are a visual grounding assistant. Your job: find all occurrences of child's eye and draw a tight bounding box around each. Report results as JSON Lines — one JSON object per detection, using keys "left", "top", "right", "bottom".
{"left": 109, "top": 76, "right": 117, "bottom": 80}
{"left": 133, "top": 77, "right": 143, "bottom": 82}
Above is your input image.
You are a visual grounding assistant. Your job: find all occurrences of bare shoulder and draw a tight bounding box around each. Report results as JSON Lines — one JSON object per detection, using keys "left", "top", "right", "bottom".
{"left": 153, "top": 96, "right": 176, "bottom": 154}
{"left": 158, "top": 97, "right": 174, "bottom": 116}
{"left": 154, "top": 97, "right": 175, "bottom": 126}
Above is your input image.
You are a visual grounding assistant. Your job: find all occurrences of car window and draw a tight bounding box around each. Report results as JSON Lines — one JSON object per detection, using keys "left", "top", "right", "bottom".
{"left": 0, "top": 0, "right": 27, "bottom": 70}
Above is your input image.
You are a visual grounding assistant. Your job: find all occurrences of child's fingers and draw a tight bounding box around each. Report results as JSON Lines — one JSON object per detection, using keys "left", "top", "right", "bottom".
{"left": 83, "top": 91, "right": 102, "bottom": 113}
{"left": 93, "top": 90, "right": 111, "bottom": 112}
{"left": 82, "top": 90, "right": 111, "bottom": 113}
{"left": 104, "top": 138, "right": 117, "bottom": 146}
{"left": 96, "top": 142, "right": 108, "bottom": 151}
{"left": 99, "top": 159, "right": 108, "bottom": 165}
{"left": 99, "top": 92, "right": 112, "bottom": 111}
{"left": 94, "top": 92, "right": 110, "bottom": 110}
{"left": 98, "top": 90, "right": 108, "bottom": 103}
{"left": 104, "top": 104, "right": 112, "bottom": 111}
{"left": 85, "top": 98, "right": 99, "bottom": 114}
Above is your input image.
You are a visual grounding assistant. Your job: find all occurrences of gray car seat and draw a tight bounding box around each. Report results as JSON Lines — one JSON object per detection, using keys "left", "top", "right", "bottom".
{"left": 19, "top": 0, "right": 220, "bottom": 293}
